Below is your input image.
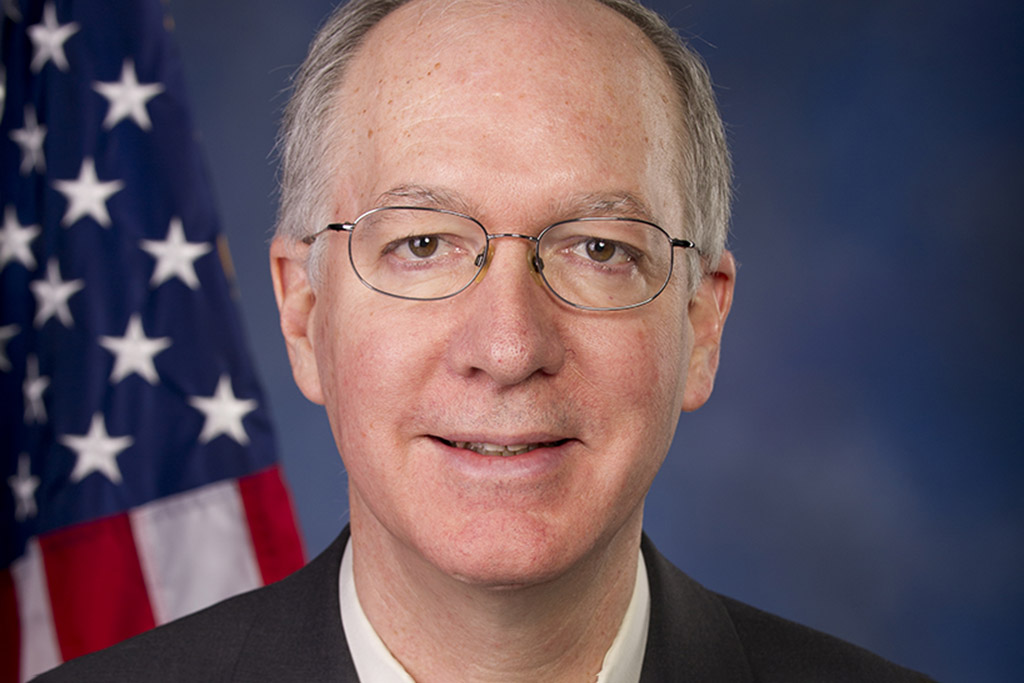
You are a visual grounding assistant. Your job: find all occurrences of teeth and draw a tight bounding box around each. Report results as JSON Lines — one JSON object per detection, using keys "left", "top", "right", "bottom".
{"left": 454, "top": 442, "right": 541, "bottom": 457}
{"left": 438, "top": 437, "right": 569, "bottom": 456}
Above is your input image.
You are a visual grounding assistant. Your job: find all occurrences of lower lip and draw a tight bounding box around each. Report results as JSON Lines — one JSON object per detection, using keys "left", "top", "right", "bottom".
{"left": 431, "top": 437, "right": 573, "bottom": 479}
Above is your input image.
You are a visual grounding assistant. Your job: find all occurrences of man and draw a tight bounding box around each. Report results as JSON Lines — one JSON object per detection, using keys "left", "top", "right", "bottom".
{"left": 39, "top": 0, "right": 932, "bottom": 680}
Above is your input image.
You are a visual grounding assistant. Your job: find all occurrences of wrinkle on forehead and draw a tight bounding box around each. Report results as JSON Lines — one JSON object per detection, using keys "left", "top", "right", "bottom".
{"left": 375, "top": 184, "right": 659, "bottom": 225}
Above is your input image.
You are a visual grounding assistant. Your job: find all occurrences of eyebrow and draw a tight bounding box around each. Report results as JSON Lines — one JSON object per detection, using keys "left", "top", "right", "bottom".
{"left": 373, "top": 185, "right": 658, "bottom": 224}
{"left": 375, "top": 185, "right": 472, "bottom": 214}
{"left": 565, "top": 192, "right": 657, "bottom": 222}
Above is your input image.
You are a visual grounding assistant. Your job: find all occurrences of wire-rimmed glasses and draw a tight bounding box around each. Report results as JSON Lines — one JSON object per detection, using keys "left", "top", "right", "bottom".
{"left": 302, "top": 206, "right": 696, "bottom": 311}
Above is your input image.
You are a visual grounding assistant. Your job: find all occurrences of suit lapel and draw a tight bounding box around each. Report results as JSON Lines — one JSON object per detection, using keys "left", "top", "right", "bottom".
{"left": 639, "top": 535, "right": 754, "bottom": 682}
{"left": 230, "top": 527, "right": 360, "bottom": 681}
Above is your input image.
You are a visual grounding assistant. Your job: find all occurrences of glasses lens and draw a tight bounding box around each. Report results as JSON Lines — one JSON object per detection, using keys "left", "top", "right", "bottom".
{"left": 538, "top": 219, "right": 673, "bottom": 309}
{"left": 349, "top": 208, "right": 487, "bottom": 300}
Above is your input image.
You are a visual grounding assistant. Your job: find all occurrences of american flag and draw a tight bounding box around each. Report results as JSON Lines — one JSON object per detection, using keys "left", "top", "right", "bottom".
{"left": 0, "top": 1, "right": 305, "bottom": 680}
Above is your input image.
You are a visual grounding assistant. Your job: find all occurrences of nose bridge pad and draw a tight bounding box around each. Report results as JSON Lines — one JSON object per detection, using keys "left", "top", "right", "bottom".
{"left": 529, "top": 253, "right": 546, "bottom": 290}
{"left": 471, "top": 235, "right": 545, "bottom": 289}
{"left": 519, "top": 237, "right": 546, "bottom": 293}
{"left": 471, "top": 243, "right": 492, "bottom": 285}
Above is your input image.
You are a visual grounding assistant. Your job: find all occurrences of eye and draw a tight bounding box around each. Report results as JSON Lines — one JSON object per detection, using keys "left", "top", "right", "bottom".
{"left": 383, "top": 233, "right": 452, "bottom": 261}
{"left": 407, "top": 235, "right": 438, "bottom": 258}
{"left": 571, "top": 236, "right": 636, "bottom": 266}
{"left": 585, "top": 238, "right": 617, "bottom": 263}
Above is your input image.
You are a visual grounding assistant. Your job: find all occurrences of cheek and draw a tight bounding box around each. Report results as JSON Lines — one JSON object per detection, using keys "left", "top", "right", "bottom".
{"left": 310, "top": 286, "right": 379, "bottom": 457}
{"left": 559, "top": 308, "right": 691, "bottom": 531}
{"left": 581, "top": 304, "right": 692, "bottom": 479}
{"left": 311, "top": 295, "right": 440, "bottom": 449}
{"left": 311, "top": 305, "right": 401, "bottom": 512}
{"left": 573, "top": 307, "right": 690, "bottom": 413}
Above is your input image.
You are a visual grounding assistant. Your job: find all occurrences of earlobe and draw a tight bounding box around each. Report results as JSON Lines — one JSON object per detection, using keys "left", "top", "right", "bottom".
{"left": 270, "top": 237, "right": 325, "bottom": 405}
{"left": 681, "top": 250, "right": 736, "bottom": 413}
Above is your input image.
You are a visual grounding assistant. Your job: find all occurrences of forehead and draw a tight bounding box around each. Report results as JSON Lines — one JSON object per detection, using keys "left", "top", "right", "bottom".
{"left": 331, "top": 0, "right": 683, "bottom": 221}
{"left": 359, "top": 0, "right": 661, "bottom": 83}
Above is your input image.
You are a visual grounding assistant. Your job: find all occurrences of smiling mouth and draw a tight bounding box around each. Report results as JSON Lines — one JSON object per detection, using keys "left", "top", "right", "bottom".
{"left": 436, "top": 437, "right": 570, "bottom": 457}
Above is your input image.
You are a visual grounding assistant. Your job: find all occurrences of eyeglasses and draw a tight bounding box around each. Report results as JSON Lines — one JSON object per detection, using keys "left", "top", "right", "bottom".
{"left": 302, "top": 206, "right": 697, "bottom": 311}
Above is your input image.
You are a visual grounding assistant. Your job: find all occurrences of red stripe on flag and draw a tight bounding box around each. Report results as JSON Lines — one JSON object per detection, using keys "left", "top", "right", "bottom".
{"left": 39, "top": 513, "right": 156, "bottom": 662}
{"left": 0, "top": 568, "right": 18, "bottom": 683}
{"left": 238, "top": 466, "right": 305, "bottom": 585}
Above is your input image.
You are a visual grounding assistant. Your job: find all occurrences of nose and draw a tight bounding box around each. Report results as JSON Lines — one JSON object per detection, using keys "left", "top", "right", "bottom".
{"left": 445, "top": 236, "right": 565, "bottom": 386}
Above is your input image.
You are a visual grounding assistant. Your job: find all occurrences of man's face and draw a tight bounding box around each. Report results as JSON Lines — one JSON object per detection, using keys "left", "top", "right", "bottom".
{"left": 273, "top": 0, "right": 732, "bottom": 586}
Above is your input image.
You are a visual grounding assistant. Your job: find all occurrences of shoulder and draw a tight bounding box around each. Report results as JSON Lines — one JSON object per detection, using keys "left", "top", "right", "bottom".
{"left": 640, "top": 534, "right": 934, "bottom": 683}
{"left": 715, "top": 593, "right": 934, "bottom": 682}
{"left": 34, "top": 585, "right": 268, "bottom": 682}
{"left": 34, "top": 531, "right": 352, "bottom": 683}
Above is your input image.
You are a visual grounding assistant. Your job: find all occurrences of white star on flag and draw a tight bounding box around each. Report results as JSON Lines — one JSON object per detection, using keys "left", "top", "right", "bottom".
{"left": 0, "top": 205, "right": 40, "bottom": 271}
{"left": 59, "top": 412, "right": 134, "bottom": 484}
{"left": 140, "top": 217, "right": 213, "bottom": 289}
{"left": 99, "top": 313, "right": 172, "bottom": 384}
{"left": 30, "top": 258, "right": 84, "bottom": 328}
{"left": 10, "top": 104, "right": 46, "bottom": 174}
{"left": 27, "top": 2, "right": 79, "bottom": 73}
{"left": 188, "top": 374, "right": 258, "bottom": 445}
{"left": 53, "top": 157, "right": 124, "bottom": 228}
{"left": 8, "top": 454, "right": 41, "bottom": 521}
{"left": 23, "top": 354, "right": 49, "bottom": 423}
{"left": 0, "top": 323, "right": 18, "bottom": 372}
{"left": 93, "top": 59, "right": 165, "bottom": 131}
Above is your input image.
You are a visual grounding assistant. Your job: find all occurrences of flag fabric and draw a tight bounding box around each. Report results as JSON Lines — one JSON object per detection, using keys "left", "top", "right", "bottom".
{"left": 0, "top": 1, "right": 305, "bottom": 680}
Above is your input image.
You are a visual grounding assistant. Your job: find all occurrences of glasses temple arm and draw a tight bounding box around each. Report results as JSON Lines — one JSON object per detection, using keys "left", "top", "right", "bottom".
{"left": 301, "top": 222, "right": 355, "bottom": 245}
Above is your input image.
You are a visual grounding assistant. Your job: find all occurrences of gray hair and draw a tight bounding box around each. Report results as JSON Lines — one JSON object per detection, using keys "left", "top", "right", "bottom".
{"left": 274, "top": 0, "right": 731, "bottom": 294}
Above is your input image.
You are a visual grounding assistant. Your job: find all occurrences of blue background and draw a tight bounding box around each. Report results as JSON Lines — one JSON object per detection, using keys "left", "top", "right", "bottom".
{"left": 167, "top": 1, "right": 1022, "bottom": 680}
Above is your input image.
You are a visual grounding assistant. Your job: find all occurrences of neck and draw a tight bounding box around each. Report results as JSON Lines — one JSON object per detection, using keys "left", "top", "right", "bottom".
{"left": 349, "top": 503, "right": 643, "bottom": 683}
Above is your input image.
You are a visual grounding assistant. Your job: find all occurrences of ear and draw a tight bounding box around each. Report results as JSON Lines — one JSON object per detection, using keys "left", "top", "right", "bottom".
{"left": 681, "top": 249, "right": 736, "bottom": 412}
{"left": 270, "top": 237, "right": 325, "bottom": 405}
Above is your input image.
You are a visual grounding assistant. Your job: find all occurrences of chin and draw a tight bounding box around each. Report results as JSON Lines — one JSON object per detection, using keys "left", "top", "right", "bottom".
{"left": 420, "top": 510, "right": 595, "bottom": 589}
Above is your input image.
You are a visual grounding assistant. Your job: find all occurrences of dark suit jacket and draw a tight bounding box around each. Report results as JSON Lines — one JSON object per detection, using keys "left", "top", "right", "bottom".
{"left": 36, "top": 527, "right": 933, "bottom": 682}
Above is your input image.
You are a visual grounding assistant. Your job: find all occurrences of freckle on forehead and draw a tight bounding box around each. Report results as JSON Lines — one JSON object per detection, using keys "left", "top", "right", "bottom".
{"left": 332, "top": 0, "right": 684, "bottom": 221}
